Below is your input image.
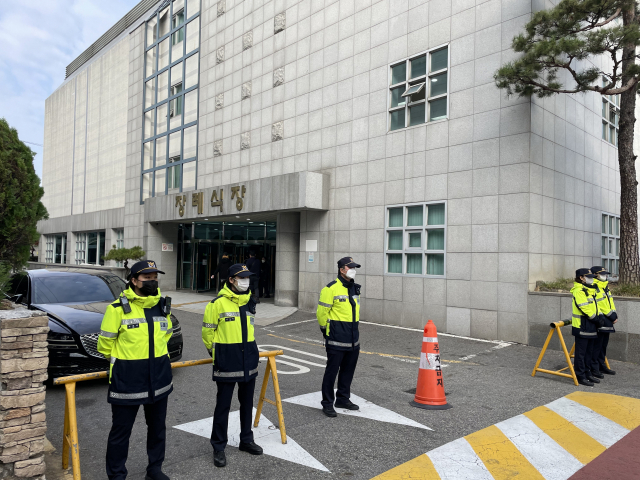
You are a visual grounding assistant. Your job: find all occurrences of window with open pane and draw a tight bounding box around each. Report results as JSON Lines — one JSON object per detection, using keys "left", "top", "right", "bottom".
{"left": 389, "top": 46, "right": 448, "bottom": 131}
{"left": 601, "top": 212, "right": 620, "bottom": 275}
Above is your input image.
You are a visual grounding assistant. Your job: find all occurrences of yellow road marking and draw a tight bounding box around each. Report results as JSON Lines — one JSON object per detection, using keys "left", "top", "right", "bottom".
{"left": 465, "top": 425, "right": 544, "bottom": 479}
{"left": 567, "top": 391, "right": 640, "bottom": 430}
{"left": 524, "top": 406, "right": 605, "bottom": 464}
{"left": 265, "top": 333, "right": 475, "bottom": 364}
{"left": 173, "top": 300, "right": 211, "bottom": 307}
{"left": 370, "top": 454, "right": 440, "bottom": 480}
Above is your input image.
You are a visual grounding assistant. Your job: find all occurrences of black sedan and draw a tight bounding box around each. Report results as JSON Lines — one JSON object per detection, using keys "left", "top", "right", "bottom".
{"left": 4, "top": 268, "right": 183, "bottom": 378}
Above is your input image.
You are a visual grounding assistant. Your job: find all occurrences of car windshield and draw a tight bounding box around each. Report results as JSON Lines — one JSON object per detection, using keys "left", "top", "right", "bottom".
{"left": 32, "top": 274, "right": 126, "bottom": 304}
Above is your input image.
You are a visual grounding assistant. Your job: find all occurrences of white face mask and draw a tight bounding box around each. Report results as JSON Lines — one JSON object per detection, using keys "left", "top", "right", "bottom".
{"left": 598, "top": 274, "right": 607, "bottom": 281}
{"left": 235, "top": 278, "right": 250, "bottom": 291}
{"left": 262, "top": 259, "right": 266, "bottom": 263}
{"left": 346, "top": 268, "right": 357, "bottom": 280}
{"left": 584, "top": 277, "right": 594, "bottom": 285}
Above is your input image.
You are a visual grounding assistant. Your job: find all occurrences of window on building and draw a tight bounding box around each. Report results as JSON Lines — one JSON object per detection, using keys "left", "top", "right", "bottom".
{"left": 45, "top": 236, "right": 54, "bottom": 263}
{"left": 385, "top": 203, "right": 446, "bottom": 276}
{"left": 46, "top": 234, "right": 67, "bottom": 264}
{"left": 389, "top": 46, "right": 448, "bottom": 131}
{"left": 602, "top": 213, "right": 620, "bottom": 275}
{"left": 115, "top": 229, "right": 124, "bottom": 267}
{"left": 602, "top": 78, "right": 620, "bottom": 146}
{"left": 142, "top": 0, "right": 200, "bottom": 203}
{"left": 75, "top": 232, "right": 105, "bottom": 266}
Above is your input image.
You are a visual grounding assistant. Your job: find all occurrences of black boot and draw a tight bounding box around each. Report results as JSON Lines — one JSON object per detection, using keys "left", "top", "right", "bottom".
{"left": 322, "top": 406, "right": 337, "bottom": 417}
{"left": 213, "top": 450, "right": 226, "bottom": 467}
{"left": 145, "top": 472, "right": 169, "bottom": 480}
{"left": 579, "top": 377, "right": 594, "bottom": 387}
{"left": 591, "top": 371, "right": 604, "bottom": 379}
{"left": 239, "top": 442, "right": 263, "bottom": 455}
{"left": 601, "top": 367, "right": 616, "bottom": 375}
{"left": 334, "top": 400, "right": 359, "bottom": 410}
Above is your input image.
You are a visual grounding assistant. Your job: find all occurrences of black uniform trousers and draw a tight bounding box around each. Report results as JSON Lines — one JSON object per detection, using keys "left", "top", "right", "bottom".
{"left": 321, "top": 348, "right": 359, "bottom": 408}
{"left": 249, "top": 277, "right": 259, "bottom": 301}
{"left": 592, "top": 331, "right": 610, "bottom": 372}
{"left": 210, "top": 378, "right": 256, "bottom": 451}
{"left": 259, "top": 276, "right": 270, "bottom": 297}
{"left": 573, "top": 336, "right": 595, "bottom": 380}
{"left": 106, "top": 396, "right": 168, "bottom": 480}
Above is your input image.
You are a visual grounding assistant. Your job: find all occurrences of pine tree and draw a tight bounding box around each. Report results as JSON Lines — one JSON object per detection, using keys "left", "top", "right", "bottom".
{"left": 495, "top": 0, "right": 640, "bottom": 284}
{"left": 0, "top": 118, "right": 48, "bottom": 290}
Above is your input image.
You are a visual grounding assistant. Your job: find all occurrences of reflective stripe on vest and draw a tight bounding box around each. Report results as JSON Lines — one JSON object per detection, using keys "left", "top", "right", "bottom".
{"left": 121, "top": 318, "right": 146, "bottom": 325}
{"left": 327, "top": 340, "right": 360, "bottom": 348}
{"left": 109, "top": 381, "right": 173, "bottom": 400}
{"left": 203, "top": 322, "right": 218, "bottom": 329}
{"left": 318, "top": 301, "right": 332, "bottom": 308}
{"left": 219, "top": 312, "right": 240, "bottom": 319}
{"left": 214, "top": 367, "right": 259, "bottom": 378}
{"left": 100, "top": 330, "right": 117, "bottom": 338}
{"left": 334, "top": 295, "right": 348, "bottom": 301}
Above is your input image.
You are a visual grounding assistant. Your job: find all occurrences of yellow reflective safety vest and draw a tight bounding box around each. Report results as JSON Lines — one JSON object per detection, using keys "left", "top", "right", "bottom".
{"left": 97, "top": 287, "right": 173, "bottom": 405}
{"left": 570, "top": 282, "right": 600, "bottom": 339}
{"left": 317, "top": 276, "right": 361, "bottom": 351}
{"left": 594, "top": 278, "right": 617, "bottom": 333}
{"left": 202, "top": 284, "right": 259, "bottom": 382}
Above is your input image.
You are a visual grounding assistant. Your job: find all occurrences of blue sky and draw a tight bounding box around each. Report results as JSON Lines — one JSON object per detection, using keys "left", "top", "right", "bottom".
{"left": 0, "top": 0, "right": 140, "bottom": 181}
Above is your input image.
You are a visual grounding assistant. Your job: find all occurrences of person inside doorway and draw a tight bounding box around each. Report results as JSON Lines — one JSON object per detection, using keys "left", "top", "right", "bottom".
{"left": 245, "top": 251, "right": 261, "bottom": 303}
{"left": 211, "top": 253, "right": 231, "bottom": 290}
{"left": 259, "top": 256, "right": 271, "bottom": 299}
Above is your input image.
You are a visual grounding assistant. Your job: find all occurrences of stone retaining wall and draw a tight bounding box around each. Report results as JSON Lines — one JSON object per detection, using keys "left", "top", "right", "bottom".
{"left": 528, "top": 291, "right": 640, "bottom": 364}
{"left": 0, "top": 306, "right": 49, "bottom": 479}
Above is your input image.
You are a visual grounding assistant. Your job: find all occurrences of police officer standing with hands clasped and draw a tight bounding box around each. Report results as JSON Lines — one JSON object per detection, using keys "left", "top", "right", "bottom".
{"left": 98, "top": 260, "right": 174, "bottom": 480}
{"left": 317, "top": 257, "right": 362, "bottom": 417}
{"left": 202, "top": 264, "right": 263, "bottom": 468}
{"left": 591, "top": 266, "right": 618, "bottom": 376}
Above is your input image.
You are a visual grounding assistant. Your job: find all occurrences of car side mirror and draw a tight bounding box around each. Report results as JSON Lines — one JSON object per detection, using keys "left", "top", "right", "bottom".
{"left": 11, "top": 294, "right": 23, "bottom": 304}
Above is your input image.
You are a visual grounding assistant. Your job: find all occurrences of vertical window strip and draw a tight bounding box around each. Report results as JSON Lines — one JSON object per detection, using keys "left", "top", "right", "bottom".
{"left": 142, "top": 1, "right": 200, "bottom": 202}
{"left": 601, "top": 213, "right": 620, "bottom": 275}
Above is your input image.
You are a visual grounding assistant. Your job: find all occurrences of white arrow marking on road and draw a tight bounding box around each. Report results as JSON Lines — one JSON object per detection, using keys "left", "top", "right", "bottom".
{"left": 173, "top": 408, "right": 330, "bottom": 472}
{"left": 283, "top": 392, "right": 433, "bottom": 431}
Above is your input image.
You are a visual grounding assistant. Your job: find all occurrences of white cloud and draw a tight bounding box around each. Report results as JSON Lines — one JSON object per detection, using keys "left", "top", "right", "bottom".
{"left": 0, "top": 0, "right": 140, "bottom": 180}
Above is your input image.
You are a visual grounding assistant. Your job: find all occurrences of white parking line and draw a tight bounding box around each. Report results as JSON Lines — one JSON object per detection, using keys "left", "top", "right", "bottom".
{"left": 272, "top": 319, "right": 317, "bottom": 328}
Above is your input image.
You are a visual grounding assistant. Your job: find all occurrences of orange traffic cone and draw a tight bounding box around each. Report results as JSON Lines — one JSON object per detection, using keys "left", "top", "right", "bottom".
{"left": 410, "top": 320, "right": 452, "bottom": 410}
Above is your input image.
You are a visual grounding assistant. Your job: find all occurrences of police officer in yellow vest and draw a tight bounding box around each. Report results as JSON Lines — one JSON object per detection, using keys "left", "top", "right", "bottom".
{"left": 591, "top": 266, "right": 618, "bottom": 376}
{"left": 98, "top": 260, "right": 173, "bottom": 480}
{"left": 571, "top": 268, "right": 604, "bottom": 387}
{"left": 202, "top": 264, "right": 263, "bottom": 467}
{"left": 317, "top": 257, "right": 361, "bottom": 417}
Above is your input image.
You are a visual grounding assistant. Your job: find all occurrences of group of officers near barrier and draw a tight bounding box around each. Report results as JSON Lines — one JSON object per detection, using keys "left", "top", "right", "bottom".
{"left": 96, "top": 256, "right": 362, "bottom": 480}
{"left": 94, "top": 257, "right": 620, "bottom": 479}
{"left": 571, "top": 266, "right": 619, "bottom": 386}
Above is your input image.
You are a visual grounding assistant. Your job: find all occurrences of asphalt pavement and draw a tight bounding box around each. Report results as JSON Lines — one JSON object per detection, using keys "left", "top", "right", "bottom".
{"left": 44, "top": 307, "right": 640, "bottom": 480}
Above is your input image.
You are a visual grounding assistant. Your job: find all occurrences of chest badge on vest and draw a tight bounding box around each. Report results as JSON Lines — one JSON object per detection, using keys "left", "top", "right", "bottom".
{"left": 160, "top": 322, "right": 168, "bottom": 331}
{"left": 127, "top": 323, "right": 139, "bottom": 329}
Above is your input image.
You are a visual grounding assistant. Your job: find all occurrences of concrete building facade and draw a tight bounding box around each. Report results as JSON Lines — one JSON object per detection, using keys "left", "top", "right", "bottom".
{"left": 38, "top": 0, "right": 622, "bottom": 344}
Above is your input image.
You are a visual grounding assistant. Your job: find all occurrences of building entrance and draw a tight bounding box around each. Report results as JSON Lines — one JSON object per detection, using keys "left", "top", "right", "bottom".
{"left": 177, "top": 222, "right": 276, "bottom": 294}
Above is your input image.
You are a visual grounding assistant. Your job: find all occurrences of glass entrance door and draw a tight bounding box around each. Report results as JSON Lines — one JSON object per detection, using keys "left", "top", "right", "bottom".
{"left": 194, "top": 241, "right": 218, "bottom": 292}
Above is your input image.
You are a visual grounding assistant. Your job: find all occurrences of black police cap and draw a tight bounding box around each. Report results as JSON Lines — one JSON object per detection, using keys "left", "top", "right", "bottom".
{"left": 575, "top": 268, "right": 595, "bottom": 279}
{"left": 130, "top": 260, "right": 165, "bottom": 277}
{"left": 228, "top": 264, "right": 254, "bottom": 277}
{"left": 337, "top": 256, "right": 361, "bottom": 269}
{"left": 590, "top": 266, "right": 611, "bottom": 275}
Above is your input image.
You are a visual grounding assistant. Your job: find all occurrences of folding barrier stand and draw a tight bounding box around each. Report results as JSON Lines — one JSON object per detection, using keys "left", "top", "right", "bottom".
{"left": 531, "top": 320, "right": 578, "bottom": 386}
{"left": 254, "top": 351, "right": 287, "bottom": 444}
{"left": 54, "top": 351, "right": 284, "bottom": 480}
